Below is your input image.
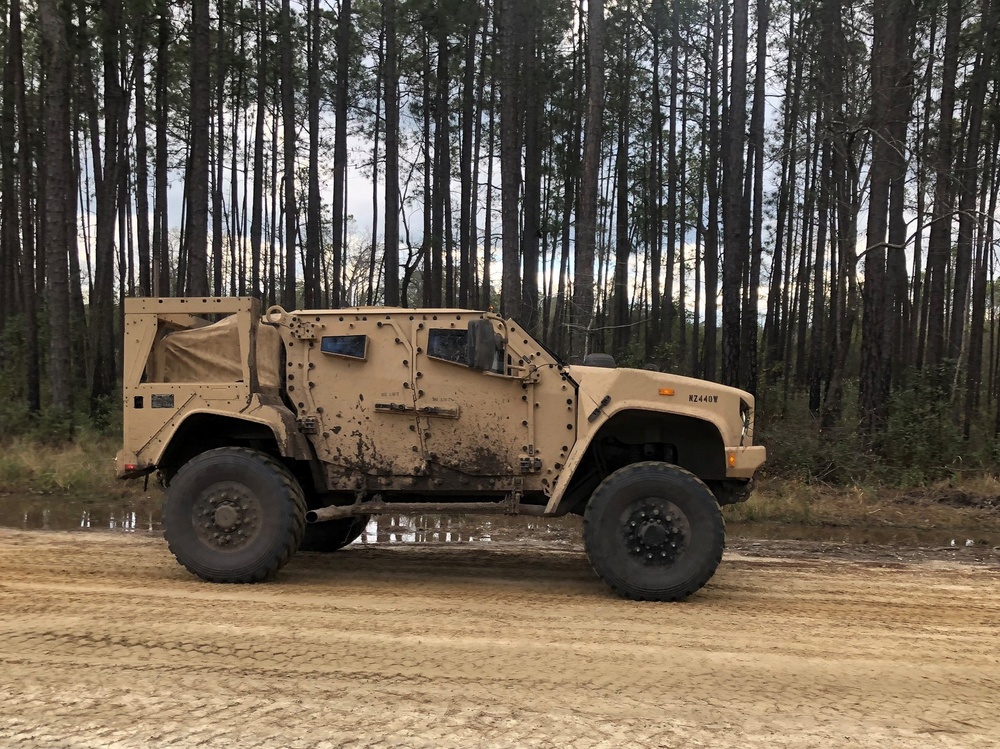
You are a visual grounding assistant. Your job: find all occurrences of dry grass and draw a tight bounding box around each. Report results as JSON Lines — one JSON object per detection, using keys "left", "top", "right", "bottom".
{"left": 0, "top": 435, "right": 140, "bottom": 497}
{"left": 2, "top": 436, "right": 999, "bottom": 533}
{"left": 724, "top": 476, "right": 1000, "bottom": 532}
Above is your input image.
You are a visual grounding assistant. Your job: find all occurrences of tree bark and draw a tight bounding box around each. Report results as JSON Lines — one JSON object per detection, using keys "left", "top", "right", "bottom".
{"left": 330, "top": 0, "right": 352, "bottom": 307}
{"left": 571, "top": 0, "right": 604, "bottom": 362}
{"left": 90, "top": 0, "right": 125, "bottom": 414}
{"left": 923, "top": 0, "right": 962, "bottom": 372}
{"left": 383, "top": 0, "right": 400, "bottom": 306}
{"left": 499, "top": 0, "right": 522, "bottom": 318}
{"left": 183, "top": 0, "right": 211, "bottom": 297}
{"left": 305, "top": 0, "right": 322, "bottom": 307}
{"left": 721, "top": 0, "right": 749, "bottom": 388}
{"left": 38, "top": 0, "right": 74, "bottom": 420}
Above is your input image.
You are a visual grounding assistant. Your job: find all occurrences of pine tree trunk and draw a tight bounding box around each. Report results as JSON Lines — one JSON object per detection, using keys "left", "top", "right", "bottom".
{"left": 183, "top": 0, "right": 210, "bottom": 297}
{"left": 721, "top": 0, "right": 748, "bottom": 388}
{"left": 702, "top": 1, "right": 722, "bottom": 380}
{"left": 520, "top": 35, "right": 542, "bottom": 334}
{"left": 306, "top": 0, "right": 322, "bottom": 308}
{"left": 949, "top": 0, "right": 997, "bottom": 364}
{"left": 280, "top": 0, "right": 298, "bottom": 308}
{"left": 133, "top": 19, "right": 151, "bottom": 296}
{"left": 923, "top": 0, "right": 962, "bottom": 372}
{"left": 499, "top": 0, "right": 522, "bottom": 318}
{"left": 90, "top": 0, "right": 125, "bottom": 414}
{"left": 152, "top": 0, "right": 170, "bottom": 296}
{"left": 572, "top": 0, "right": 604, "bottom": 362}
{"left": 38, "top": 0, "right": 74, "bottom": 420}
{"left": 249, "top": 0, "right": 266, "bottom": 300}
{"left": 458, "top": 12, "right": 479, "bottom": 310}
{"left": 11, "top": 0, "right": 40, "bottom": 412}
{"left": 330, "top": 0, "right": 352, "bottom": 307}
{"left": 383, "top": 0, "right": 400, "bottom": 306}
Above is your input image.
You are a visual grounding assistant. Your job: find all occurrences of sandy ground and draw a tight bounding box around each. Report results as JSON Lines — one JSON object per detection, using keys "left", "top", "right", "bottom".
{"left": 0, "top": 528, "right": 998, "bottom": 749}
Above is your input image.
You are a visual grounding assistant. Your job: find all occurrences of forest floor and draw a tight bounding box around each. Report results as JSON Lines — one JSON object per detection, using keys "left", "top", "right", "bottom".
{"left": 0, "top": 529, "right": 998, "bottom": 748}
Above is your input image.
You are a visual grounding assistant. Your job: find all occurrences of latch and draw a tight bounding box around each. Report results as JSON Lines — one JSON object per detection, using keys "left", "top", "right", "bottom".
{"left": 418, "top": 405, "right": 461, "bottom": 419}
{"left": 297, "top": 415, "right": 319, "bottom": 434}
{"left": 588, "top": 394, "right": 612, "bottom": 422}
{"left": 375, "top": 402, "right": 416, "bottom": 414}
{"left": 519, "top": 455, "right": 543, "bottom": 473}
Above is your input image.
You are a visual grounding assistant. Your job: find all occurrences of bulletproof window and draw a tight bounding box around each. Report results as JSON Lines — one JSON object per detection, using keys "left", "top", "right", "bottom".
{"left": 427, "top": 329, "right": 468, "bottom": 365}
{"left": 321, "top": 335, "right": 368, "bottom": 360}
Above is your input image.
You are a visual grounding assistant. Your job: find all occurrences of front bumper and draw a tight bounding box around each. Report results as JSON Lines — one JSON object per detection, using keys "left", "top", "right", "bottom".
{"left": 725, "top": 445, "right": 766, "bottom": 479}
{"left": 115, "top": 449, "right": 156, "bottom": 480}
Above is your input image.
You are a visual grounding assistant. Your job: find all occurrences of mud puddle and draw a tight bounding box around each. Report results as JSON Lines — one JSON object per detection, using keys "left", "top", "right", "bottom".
{"left": 0, "top": 494, "right": 162, "bottom": 533}
{"left": 727, "top": 520, "right": 1000, "bottom": 548}
{"left": 2, "top": 494, "right": 998, "bottom": 548}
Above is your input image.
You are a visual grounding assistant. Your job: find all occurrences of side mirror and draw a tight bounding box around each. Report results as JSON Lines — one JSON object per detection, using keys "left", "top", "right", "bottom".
{"left": 467, "top": 319, "right": 497, "bottom": 370}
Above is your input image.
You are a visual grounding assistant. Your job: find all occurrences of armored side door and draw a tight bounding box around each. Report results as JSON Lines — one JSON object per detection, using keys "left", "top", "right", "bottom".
{"left": 411, "top": 313, "right": 569, "bottom": 494}
{"left": 280, "top": 311, "right": 423, "bottom": 492}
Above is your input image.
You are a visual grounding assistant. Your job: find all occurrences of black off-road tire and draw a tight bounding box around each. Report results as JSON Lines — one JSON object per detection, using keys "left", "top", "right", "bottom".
{"left": 583, "top": 461, "right": 725, "bottom": 601}
{"left": 163, "top": 447, "right": 306, "bottom": 583}
{"left": 299, "top": 515, "right": 369, "bottom": 553}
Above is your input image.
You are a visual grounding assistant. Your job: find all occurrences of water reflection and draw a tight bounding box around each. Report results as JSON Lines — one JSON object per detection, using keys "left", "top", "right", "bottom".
{"left": 0, "top": 495, "right": 161, "bottom": 534}
{"left": 0, "top": 497, "right": 580, "bottom": 544}
{"left": 354, "top": 514, "right": 578, "bottom": 546}
{"left": 1, "top": 494, "right": 997, "bottom": 548}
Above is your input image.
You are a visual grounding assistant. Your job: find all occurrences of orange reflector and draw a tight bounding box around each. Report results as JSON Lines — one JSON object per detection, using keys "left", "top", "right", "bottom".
{"left": 125, "top": 464, "right": 137, "bottom": 471}
{"left": 658, "top": 388, "right": 675, "bottom": 396}
{"left": 728, "top": 452, "right": 736, "bottom": 468}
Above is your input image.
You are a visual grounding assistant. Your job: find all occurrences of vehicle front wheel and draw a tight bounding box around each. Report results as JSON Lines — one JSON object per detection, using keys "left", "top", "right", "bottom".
{"left": 163, "top": 447, "right": 306, "bottom": 583}
{"left": 582, "top": 461, "right": 725, "bottom": 601}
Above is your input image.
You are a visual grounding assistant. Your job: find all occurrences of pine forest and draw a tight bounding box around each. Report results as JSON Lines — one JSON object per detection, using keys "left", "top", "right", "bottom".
{"left": 2, "top": 0, "right": 1000, "bottom": 483}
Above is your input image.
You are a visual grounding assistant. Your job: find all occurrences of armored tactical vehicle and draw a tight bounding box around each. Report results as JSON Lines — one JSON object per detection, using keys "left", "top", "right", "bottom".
{"left": 118, "top": 297, "right": 765, "bottom": 600}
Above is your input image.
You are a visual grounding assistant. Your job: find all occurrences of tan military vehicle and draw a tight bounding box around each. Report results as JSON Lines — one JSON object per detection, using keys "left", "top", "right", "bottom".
{"left": 118, "top": 297, "right": 765, "bottom": 600}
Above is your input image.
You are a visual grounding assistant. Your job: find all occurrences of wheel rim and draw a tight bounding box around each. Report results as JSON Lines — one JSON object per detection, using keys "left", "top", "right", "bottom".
{"left": 192, "top": 481, "right": 262, "bottom": 551}
{"left": 621, "top": 498, "right": 690, "bottom": 566}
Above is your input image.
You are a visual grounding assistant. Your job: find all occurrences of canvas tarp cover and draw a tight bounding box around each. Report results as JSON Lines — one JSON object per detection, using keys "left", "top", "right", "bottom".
{"left": 150, "top": 315, "right": 282, "bottom": 391}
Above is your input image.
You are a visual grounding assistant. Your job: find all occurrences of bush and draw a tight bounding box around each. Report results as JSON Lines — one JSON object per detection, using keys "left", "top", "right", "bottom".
{"left": 757, "top": 371, "right": 991, "bottom": 488}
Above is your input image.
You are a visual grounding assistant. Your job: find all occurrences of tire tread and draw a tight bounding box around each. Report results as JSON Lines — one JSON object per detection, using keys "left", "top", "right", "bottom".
{"left": 582, "top": 461, "right": 725, "bottom": 601}
{"left": 164, "top": 447, "right": 306, "bottom": 584}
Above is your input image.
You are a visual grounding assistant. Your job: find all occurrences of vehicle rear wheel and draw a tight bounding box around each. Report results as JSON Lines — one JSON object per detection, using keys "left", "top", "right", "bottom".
{"left": 582, "top": 461, "right": 725, "bottom": 601}
{"left": 299, "top": 515, "right": 369, "bottom": 552}
{"left": 163, "top": 447, "right": 306, "bottom": 583}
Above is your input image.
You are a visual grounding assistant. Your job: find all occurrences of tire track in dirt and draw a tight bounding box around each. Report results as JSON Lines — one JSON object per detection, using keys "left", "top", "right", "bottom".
{"left": 0, "top": 529, "right": 998, "bottom": 748}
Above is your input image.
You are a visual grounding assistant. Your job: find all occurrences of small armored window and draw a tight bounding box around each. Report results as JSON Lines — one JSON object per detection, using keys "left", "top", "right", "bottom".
{"left": 320, "top": 334, "right": 368, "bottom": 360}
{"left": 427, "top": 329, "right": 468, "bottom": 364}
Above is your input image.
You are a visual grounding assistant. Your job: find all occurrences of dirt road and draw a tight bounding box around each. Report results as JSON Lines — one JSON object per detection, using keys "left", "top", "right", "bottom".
{"left": 0, "top": 528, "right": 997, "bottom": 748}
